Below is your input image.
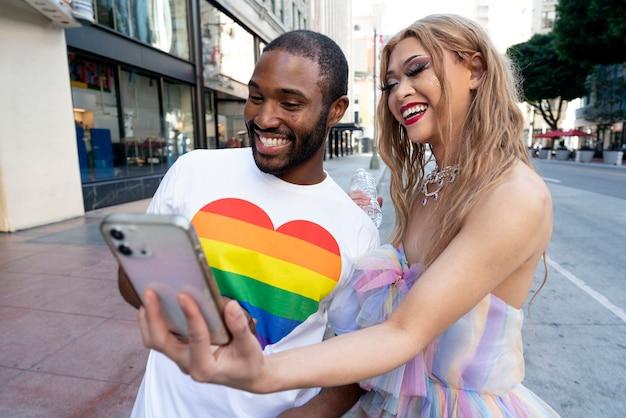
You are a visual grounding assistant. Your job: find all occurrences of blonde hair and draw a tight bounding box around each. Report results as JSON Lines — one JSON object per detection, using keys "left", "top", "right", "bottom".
{"left": 378, "top": 14, "right": 530, "bottom": 265}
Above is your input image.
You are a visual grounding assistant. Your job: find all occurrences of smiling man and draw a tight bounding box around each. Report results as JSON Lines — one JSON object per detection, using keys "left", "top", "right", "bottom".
{"left": 125, "top": 31, "right": 380, "bottom": 417}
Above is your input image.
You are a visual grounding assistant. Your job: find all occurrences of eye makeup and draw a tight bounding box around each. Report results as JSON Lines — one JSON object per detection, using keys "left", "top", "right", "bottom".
{"left": 380, "top": 55, "right": 432, "bottom": 92}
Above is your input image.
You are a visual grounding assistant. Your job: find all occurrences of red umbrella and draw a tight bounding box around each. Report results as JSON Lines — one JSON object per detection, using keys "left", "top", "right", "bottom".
{"left": 562, "top": 129, "right": 591, "bottom": 137}
{"left": 533, "top": 130, "right": 567, "bottom": 138}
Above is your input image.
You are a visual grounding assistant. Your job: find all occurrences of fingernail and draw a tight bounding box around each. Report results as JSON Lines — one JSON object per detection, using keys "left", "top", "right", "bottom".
{"left": 231, "top": 303, "right": 243, "bottom": 319}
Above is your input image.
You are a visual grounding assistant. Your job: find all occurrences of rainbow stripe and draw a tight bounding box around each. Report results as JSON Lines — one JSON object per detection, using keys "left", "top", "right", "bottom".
{"left": 191, "top": 198, "right": 342, "bottom": 347}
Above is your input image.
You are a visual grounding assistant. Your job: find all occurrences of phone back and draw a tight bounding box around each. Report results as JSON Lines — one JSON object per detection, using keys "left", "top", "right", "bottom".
{"left": 100, "top": 213, "right": 230, "bottom": 344}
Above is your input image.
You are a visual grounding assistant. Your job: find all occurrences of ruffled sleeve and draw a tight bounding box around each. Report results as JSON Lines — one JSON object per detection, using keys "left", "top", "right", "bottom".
{"left": 328, "top": 244, "right": 429, "bottom": 413}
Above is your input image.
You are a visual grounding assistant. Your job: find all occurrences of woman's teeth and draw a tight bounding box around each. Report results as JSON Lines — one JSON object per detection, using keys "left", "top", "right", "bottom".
{"left": 259, "top": 136, "right": 289, "bottom": 147}
{"left": 402, "top": 104, "right": 428, "bottom": 119}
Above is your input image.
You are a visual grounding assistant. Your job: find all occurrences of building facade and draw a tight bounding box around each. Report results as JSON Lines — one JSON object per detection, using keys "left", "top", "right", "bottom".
{"left": 0, "top": 0, "right": 312, "bottom": 231}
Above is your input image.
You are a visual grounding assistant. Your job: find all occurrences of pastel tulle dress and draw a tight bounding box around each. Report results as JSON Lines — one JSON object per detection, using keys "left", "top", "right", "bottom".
{"left": 328, "top": 245, "right": 560, "bottom": 418}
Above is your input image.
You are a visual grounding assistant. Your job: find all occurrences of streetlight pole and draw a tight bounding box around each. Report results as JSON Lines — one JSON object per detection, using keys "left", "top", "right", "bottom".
{"left": 370, "top": 27, "right": 380, "bottom": 169}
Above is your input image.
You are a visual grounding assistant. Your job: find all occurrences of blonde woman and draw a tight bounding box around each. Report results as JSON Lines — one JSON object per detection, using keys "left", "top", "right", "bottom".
{"left": 139, "top": 15, "right": 560, "bottom": 417}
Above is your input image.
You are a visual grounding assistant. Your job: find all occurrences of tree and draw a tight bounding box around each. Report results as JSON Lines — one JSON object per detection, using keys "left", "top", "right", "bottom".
{"left": 554, "top": 0, "right": 626, "bottom": 65}
{"left": 507, "top": 33, "right": 589, "bottom": 131}
{"left": 582, "top": 64, "right": 626, "bottom": 149}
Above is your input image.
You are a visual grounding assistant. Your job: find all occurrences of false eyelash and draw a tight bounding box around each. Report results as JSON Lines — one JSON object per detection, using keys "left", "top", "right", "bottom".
{"left": 406, "top": 61, "right": 429, "bottom": 76}
{"left": 379, "top": 82, "right": 397, "bottom": 92}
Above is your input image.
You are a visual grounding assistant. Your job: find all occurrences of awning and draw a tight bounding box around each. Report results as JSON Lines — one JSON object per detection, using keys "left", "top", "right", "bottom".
{"left": 533, "top": 129, "right": 592, "bottom": 138}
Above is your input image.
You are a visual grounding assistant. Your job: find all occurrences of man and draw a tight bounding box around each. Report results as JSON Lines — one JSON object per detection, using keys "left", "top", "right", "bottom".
{"left": 123, "top": 30, "right": 380, "bottom": 417}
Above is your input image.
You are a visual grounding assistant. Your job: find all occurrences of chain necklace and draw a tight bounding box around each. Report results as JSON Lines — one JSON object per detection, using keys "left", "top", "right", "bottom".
{"left": 421, "top": 165, "right": 460, "bottom": 206}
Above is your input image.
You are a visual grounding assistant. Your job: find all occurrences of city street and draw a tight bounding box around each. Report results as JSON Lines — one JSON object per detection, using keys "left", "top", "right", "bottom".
{"left": 523, "top": 159, "right": 626, "bottom": 417}
{"left": 0, "top": 154, "right": 624, "bottom": 417}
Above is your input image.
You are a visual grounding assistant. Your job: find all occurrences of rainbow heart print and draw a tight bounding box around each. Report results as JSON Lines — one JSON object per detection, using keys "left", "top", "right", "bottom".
{"left": 191, "top": 198, "right": 342, "bottom": 348}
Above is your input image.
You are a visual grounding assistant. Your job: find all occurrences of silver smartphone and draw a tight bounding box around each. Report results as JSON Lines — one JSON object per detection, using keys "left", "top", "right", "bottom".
{"left": 100, "top": 213, "right": 230, "bottom": 345}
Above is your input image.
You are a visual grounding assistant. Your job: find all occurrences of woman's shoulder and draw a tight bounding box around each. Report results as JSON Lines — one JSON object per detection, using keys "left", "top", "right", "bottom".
{"left": 468, "top": 161, "right": 552, "bottom": 231}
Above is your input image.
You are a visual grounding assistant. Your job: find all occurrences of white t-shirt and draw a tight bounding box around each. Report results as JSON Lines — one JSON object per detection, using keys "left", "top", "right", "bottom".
{"left": 132, "top": 148, "right": 380, "bottom": 418}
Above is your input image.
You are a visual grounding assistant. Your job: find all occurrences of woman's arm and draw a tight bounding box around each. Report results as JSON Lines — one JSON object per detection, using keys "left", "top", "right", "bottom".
{"left": 139, "top": 171, "right": 552, "bottom": 393}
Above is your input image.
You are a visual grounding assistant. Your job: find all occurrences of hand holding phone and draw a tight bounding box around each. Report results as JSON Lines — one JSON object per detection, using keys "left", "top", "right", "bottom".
{"left": 100, "top": 213, "right": 231, "bottom": 345}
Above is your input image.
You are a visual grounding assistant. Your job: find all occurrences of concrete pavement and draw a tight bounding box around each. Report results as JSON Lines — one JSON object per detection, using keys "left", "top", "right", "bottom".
{"left": 0, "top": 152, "right": 385, "bottom": 417}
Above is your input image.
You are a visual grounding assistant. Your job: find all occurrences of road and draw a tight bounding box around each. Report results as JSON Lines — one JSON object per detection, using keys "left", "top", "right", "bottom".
{"left": 374, "top": 159, "right": 626, "bottom": 417}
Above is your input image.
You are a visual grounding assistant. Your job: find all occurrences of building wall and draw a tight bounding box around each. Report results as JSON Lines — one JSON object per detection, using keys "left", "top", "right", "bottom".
{"left": 310, "top": 0, "right": 353, "bottom": 123}
{"left": 531, "top": 0, "right": 557, "bottom": 35}
{"left": 0, "top": 0, "right": 84, "bottom": 231}
{"left": 352, "top": 1, "right": 383, "bottom": 139}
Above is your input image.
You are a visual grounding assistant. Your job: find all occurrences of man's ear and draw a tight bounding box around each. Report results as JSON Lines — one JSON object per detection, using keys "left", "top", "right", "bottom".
{"left": 468, "top": 52, "right": 485, "bottom": 90}
{"left": 327, "top": 96, "right": 349, "bottom": 127}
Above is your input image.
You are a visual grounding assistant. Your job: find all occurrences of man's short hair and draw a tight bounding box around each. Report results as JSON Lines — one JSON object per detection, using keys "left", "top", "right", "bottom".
{"left": 263, "top": 30, "right": 348, "bottom": 105}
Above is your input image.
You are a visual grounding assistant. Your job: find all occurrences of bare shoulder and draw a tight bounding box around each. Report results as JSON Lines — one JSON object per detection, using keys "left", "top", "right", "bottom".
{"left": 467, "top": 161, "right": 552, "bottom": 238}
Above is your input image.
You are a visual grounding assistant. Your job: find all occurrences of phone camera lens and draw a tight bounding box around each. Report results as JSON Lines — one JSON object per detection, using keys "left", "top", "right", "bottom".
{"left": 110, "top": 229, "right": 125, "bottom": 240}
{"left": 117, "top": 244, "right": 133, "bottom": 256}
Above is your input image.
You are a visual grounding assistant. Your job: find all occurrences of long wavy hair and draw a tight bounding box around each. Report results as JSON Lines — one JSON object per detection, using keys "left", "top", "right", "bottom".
{"left": 378, "top": 14, "right": 530, "bottom": 266}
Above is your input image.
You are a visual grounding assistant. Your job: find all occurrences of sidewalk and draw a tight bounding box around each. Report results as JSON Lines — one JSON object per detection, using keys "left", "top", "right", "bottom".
{"left": 533, "top": 156, "right": 626, "bottom": 171}
{"left": 0, "top": 152, "right": 385, "bottom": 417}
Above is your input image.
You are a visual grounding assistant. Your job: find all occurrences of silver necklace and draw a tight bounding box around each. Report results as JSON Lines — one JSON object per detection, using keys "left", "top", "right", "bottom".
{"left": 421, "top": 165, "right": 460, "bottom": 206}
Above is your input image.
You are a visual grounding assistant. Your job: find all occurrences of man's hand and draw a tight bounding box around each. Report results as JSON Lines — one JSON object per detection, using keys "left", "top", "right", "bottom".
{"left": 276, "top": 385, "right": 363, "bottom": 418}
{"left": 138, "top": 289, "right": 268, "bottom": 392}
{"left": 221, "top": 296, "right": 256, "bottom": 333}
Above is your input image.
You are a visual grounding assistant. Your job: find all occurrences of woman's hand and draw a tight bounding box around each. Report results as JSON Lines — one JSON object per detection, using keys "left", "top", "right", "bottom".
{"left": 348, "top": 190, "right": 383, "bottom": 209}
{"left": 138, "top": 289, "right": 269, "bottom": 393}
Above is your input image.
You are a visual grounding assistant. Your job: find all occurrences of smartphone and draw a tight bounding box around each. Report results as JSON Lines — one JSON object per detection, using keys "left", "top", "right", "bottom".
{"left": 100, "top": 213, "right": 231, "bottom": 345}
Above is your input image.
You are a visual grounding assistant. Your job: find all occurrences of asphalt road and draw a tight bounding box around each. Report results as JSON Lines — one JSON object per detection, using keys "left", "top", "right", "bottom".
{"left": 524, "top": 159, "right": 626, "bottom": 417}
{"left": 534, "top": 159, "right": 626, "bottom": 200}
{"left": 374, "top": 159, "right": 626, "bottom": 417}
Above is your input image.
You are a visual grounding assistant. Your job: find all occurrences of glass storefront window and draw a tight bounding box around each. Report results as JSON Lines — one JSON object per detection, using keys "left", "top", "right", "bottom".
{"left": 201, "top": 2, "right": 255, "bottom": 87}
{"left": 163, "top": 81, "right": 195, "bottom": 162}
{"left": 69, "top": 54, "right": 196, "bottom": 182}
{"left": 94, "top": 0, "right": 190, "bottom": 60}
{"left": 204, "top": 90, "right": 217, "bottom": 149}
{"left": 119, "top": 69, "right": 165, "bottom": 171}
{"left": 217, "top": 100, "right": 248, "bottom": 149}
{"left": 69, "top": 54, "right": 120, "bottom": 182}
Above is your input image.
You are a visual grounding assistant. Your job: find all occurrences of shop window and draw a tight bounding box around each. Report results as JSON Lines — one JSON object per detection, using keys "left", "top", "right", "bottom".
{"left": 69, "top": 54, "right": 120, "bottom": 182}
{"left": 94, "top": 0, "right": 190, "bottom": 60}
{"left": 201, "top": 2, "right": 255, "bottom": 87}
{"left": 217, "top": 100, "right": 248, "bottom": 149}
{"left": 69, "top": 54, "right": 195, "bottom": 182}
{"left": 204, "top": 90, "right": 217, "bottom": 149}
{"left": 163, "top": 81, "right": 195, "bottom": 161}
{"left": 119, "top": 69, "right": 165, "bottom": 171}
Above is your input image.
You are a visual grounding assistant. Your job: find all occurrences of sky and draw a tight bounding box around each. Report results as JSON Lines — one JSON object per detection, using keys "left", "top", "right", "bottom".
{"left": 354, "top": 0, "right": 535, "bottom": 53}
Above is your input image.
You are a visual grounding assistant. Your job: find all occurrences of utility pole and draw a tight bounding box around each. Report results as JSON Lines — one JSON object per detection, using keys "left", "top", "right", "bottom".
{"left": 369, "top": 27, "right": 380, "bottom": 169}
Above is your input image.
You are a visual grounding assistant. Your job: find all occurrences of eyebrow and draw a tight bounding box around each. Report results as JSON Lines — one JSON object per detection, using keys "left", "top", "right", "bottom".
{"left": 248, "top": 80, "right": 309, "bottom": 101}
{"left": 386, "top": 54, "right": 426, "bottom": 77}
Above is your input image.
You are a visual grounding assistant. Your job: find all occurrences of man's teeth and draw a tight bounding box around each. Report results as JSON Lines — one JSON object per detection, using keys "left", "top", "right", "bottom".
{"left": 259, "top": 136, "right": 289, "bottom": 147}
{"left": 402, "top": 104, "right": 428, "bottom": 119}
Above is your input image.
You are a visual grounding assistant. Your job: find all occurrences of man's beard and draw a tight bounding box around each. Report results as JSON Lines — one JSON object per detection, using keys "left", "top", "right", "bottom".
{"left": 248, "top": 107, "right": 330, "bottom": 176}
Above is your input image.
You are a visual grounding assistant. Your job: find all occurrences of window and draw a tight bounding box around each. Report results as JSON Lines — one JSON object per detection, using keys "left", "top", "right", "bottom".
{"left": 542, "top": 10, "right": 555, "bottom": 29}
{"left": 200, "top": 2, "right": 255, "bottom": 85}
{"left": 163, "top": 81, "right": 195, "bottom": 161}
{"left": 69, "top": 54, "right": 120, "bottom": 182}
{"left": 69, "top": 54, "right": 194, "bottom": 182}
{"left": 119, "top": 70, "right": 164, "bottom": 169}
{"left": 94, "top": 0, "right": 190, "bottom": 60}
{"left": 204, "top": 90, "right": 217, "bottom": 149}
